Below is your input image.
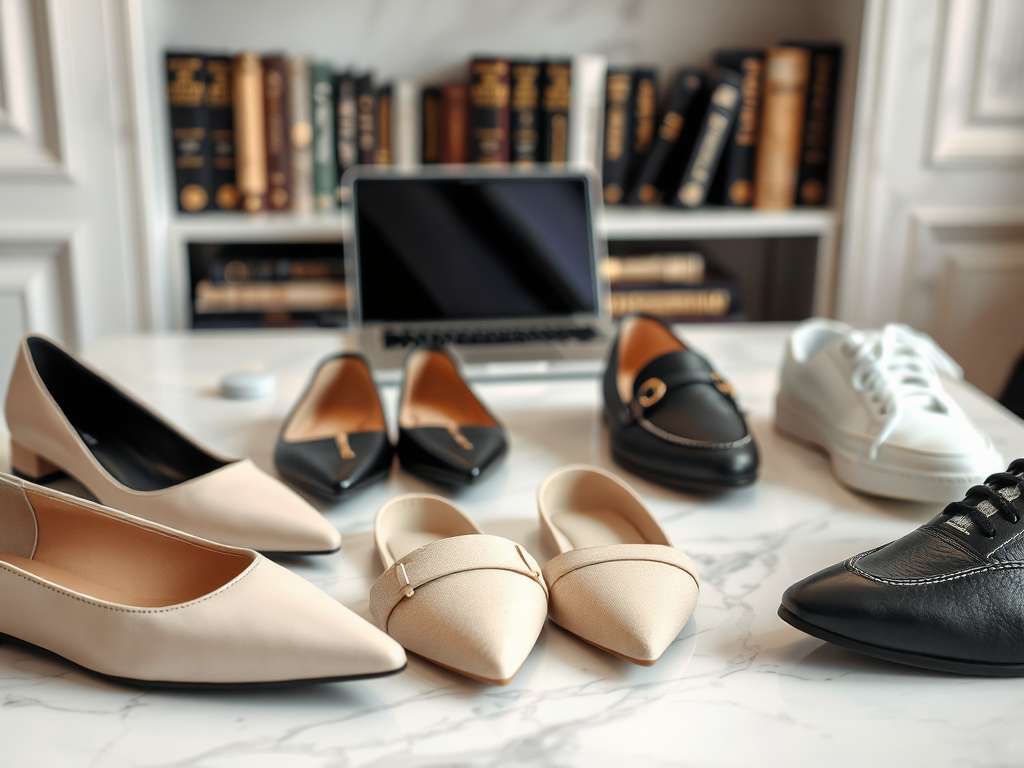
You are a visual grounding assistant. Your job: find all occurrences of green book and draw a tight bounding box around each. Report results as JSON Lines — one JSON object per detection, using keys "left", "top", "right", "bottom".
{"left": 311, "top": 63, "right": 337, "bottom": 210}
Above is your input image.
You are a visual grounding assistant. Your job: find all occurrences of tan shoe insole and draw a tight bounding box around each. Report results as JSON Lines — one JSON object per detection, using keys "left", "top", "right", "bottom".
{"left": 399, "top": 351, "right": 496, "bottom": 431}
{"left": 550, "top": 509, "right": 647, "bottom": 549}
{"left": 284, "top": 357, "right": 385, "bottom": 443}
{"left": 616, "top": 317, "right": 686, "bottom": 405}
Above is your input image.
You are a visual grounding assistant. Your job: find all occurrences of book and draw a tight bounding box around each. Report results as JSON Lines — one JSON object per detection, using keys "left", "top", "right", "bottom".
{"left": 356, "top": 74, "right": 377, "bottom": 165}
{"left": 609, "top": 283, "right": 738, "bottom": 320}
{"left": 393, "top": 81, "right": 420, "bottom": 170}
{"left": 167, "top": 52, "right": 212, "bottom": 212}
{"left": 376, "top": 84, "right": 393, "bottom": 165}
{"left": 261, "top": 54, "right": 291, "bottom": 211}
{"left": 712, "top": 50, "right": 764, "bottom": 207}
{"left": 469, "top": 57, "right": 510, "bottom": 163}
{"left": 600, "top": 253, "right": 705, "bottom": 285}
{"left": 421, "top": 86, "right": 442, "bottom": 164}
{"left": 753, "top": 47, "right": 810, "bottom": 210}
{"left": 568, "top": 54, "right": 607, "bottom": 171}
{"left": 310, "top": 62, "right": 337, "bottom": 210}
{"left": 286, "top": 58, "right": 314, "bottom": 214}
{"left": 440, "top": 84, "right": 468, "bottom": 163}
{"left": 601, "top": 69, "right": 634, "bottom": 204}
{"left": 673, "top": 68, "right": 743, "bottom": 209}
{"left": 231, "top": 52, "right": 268, "bottom": 213}
{"left": 540, "top": 60, "right": 571, "bottom": 164}
{"left": 334, "top": 73, "right": 358, "bottom": 194}
{"left": 626, "top": 68, "right": 658, "bottom": 189}
{"left": 204, "top": 55, "right": 238, "bottom": 210}
{"left": 626, "top": 69, "right": 705, "bottom": 205}
{"left": 786, "top": 43, "right": 842, "bottom": 206}
{"left": 509, "top": 61, "right": 541, "bottom": 165}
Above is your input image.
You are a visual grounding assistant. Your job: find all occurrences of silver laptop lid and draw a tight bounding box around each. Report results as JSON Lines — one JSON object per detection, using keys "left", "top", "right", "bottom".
{"left": 344, "top": 167, "right": 607, "bottom": 326}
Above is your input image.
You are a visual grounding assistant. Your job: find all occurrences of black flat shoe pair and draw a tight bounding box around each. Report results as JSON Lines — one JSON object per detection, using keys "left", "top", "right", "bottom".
{"left": 603, "top": 314, "right": 759, "bottom": 491}
{"left": 275, "top": 347, "right": 506, "bottom": 497}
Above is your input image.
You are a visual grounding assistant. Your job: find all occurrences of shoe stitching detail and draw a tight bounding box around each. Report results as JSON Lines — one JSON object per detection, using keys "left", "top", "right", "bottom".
{"left": 0, "top": 556, "right": 260, "bottom": 614}
{"left": 845, "top": 554, "right": 1024, "bottom": 586}
{"left": 987, "top": 525, "right": 1024, "bottom": 560}
{"left": 631, "top": 406, "right": 752, "bottom": 450}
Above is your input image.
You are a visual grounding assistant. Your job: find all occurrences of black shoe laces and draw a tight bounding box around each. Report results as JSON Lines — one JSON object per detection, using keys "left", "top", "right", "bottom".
{"left": 941, "top": 459, "right": 1024, "bottom": 538}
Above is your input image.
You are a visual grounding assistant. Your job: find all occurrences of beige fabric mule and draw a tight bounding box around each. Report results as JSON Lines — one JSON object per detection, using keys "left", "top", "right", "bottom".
{"left": 369, "top": 493, "right": 548, "bottom": 684}
{"left": 0, "top": 473, "right": 406, "bottom": 687}
{"left": 537, "top": 464, "right": 700, "bottom": 665}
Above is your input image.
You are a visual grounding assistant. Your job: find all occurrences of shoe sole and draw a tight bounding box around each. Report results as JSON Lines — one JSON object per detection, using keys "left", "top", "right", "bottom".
{"left": 773, "top": 393, "right": 994, "bottom": 503}
{"left": 609, "top": 445, "right": 757, "bottom": 494}
{"left": 0, "top": 631, "right": 407, "bottom": 689}
{"left": 778, "top": 605, "right": 1024, "bottom": 677}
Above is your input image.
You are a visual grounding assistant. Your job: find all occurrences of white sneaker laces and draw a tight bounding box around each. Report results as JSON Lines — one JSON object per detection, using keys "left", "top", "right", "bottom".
{"left": 842, "top": 323, "right": 963, "bottom": 459}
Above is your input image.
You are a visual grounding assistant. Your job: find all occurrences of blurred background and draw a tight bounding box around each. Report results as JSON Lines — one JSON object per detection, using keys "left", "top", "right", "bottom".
{"left": 0, "top": 0, "right": 1021, "bottom": 411}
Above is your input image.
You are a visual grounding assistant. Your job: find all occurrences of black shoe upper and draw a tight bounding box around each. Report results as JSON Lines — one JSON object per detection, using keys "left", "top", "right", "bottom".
{"left": 396, "top": 346, "right": 507, "bottom": 486}
{"left": 603, "top": 315, "right": 758, "bottom": 490}
{"left": 782, "top": 459, "right": 1024, "bottom": 666}
{"left": 274, "top": 353, "right": 393, "bottom": 497}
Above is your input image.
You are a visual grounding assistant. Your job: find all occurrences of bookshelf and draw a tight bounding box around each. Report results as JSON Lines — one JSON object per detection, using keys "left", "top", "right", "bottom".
{"left": 128, "top": 0, "right": 866, "bottom": 329}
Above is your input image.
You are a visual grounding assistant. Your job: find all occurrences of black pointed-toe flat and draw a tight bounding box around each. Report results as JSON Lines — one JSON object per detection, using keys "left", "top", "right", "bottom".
{"left": 603, "top": 314, "right": 758, "bottom": 491}
{"left": 396, "top": 347, "right": 507, "bottom": 486}
{"left": 780, "top": 459, "right": 1024, "bottom": 676}
{"left": 275, "top": 353, "right": 394, "bottom": 497}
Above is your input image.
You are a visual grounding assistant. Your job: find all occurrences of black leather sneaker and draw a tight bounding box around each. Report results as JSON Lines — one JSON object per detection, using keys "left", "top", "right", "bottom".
{"left": 780, "top": 458, "right": 1024, "bottom": 676}
{"left": 603, "top": 315, "right": 758, "bottom": 491}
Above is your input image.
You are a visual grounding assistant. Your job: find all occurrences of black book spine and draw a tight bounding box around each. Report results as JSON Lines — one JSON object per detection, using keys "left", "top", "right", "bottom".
{"left": 335, "top": 73, "right": 358, "bottom": 186}
{"left": 657, "top": 80, "right": 711, "bottom": 205}
{"left": 601, "top": 69, "right": 635, "bottom": 204}
{"left": 674, "top": 69, "right": 744, "bottom": 208}
{"left": 356, "top": 74, "right": 377, "bottom": 165}
{"left": 626, "top": 68, "right": 658, "bottom": 191}
{"left": 204, "top": 55, "right": 238, "bottom": 209}
{"left": 510, "top": 60, "right": 541, "bottom": 165}
{"left": 540, "top": 60, "right": 571, "bottom": 164}
{"left": 793, "top": 44, "right": 842, "bottom": 205}
{"left": 626, "top": 69, "right": 705, "bottom": 205}
{"left": 469, "top": 58, "right": 511, "bottom": 163}
{"left": 713, "top": 50, "right": 764, "bottom": 207}
{"left": 421, "top": 86, "right": 442, "bottom": 164}
{"left": 166, "top": 52, "right": 213, "bottom": 212}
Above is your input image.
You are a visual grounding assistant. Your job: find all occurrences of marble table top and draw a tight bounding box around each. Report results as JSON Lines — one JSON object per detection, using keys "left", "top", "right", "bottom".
{"left": 2, "top": 323, "right": 1024, "bottom": 768}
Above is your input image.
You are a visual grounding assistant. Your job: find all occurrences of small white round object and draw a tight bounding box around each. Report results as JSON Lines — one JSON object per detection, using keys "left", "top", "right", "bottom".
{"left": 220, "top": 371, "right": 275, "bottom": 400}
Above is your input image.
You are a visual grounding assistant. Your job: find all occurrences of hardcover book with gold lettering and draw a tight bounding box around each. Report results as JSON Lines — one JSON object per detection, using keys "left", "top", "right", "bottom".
{"left": 205, "top": 55, "right": 238, "bottom": 210}
{"left": 469, "top": 58, "right": 510, "bottom": 163}
{"left": 167, "top": 52, "right": 213, "bottom": 213}
{"left": 712, "top": 49, "right": 764, "bottom": 207}
{"left": 540, "top": 60, "right": 571, "bottom": 164}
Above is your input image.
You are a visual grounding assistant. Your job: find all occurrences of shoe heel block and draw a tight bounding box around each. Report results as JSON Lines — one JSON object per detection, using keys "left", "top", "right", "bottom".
{"left": 9, "top": 439, "right": 64, "bottom": 482}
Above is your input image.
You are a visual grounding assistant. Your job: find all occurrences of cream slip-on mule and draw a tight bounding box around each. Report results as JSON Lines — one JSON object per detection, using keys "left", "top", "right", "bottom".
{"left": 5, "top": 335, "right": 341, "bottom": 555}
{"left": 369, "top": 493, "right": 548, "bottom": 685}
{"left": 538, "top": 465, "right": 700, "bottom": 665}
{"left": 0, "top": 472, "right": 406, "bottom": 687}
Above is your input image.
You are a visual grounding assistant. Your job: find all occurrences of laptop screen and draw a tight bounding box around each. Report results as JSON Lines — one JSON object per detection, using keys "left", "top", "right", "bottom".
{"left": 352, "top": 174, "right": 598, "bottom": 322}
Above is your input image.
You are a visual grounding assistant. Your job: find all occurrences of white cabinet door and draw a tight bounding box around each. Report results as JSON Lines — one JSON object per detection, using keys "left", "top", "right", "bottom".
{"left": 0, "top": 0, "right": 141, "bottom": 415}
{"left": 839, "top": 0, "right": 1024, "bottom": 397}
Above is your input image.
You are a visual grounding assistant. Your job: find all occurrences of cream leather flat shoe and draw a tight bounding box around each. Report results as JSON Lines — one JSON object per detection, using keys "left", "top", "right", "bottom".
{"left": 369, "top": 493, "right": 548, "bottom": 685}
{"left": 537, "top": 464, "right": 700, "bottom": 665}
{"left": 0, "top": 473, "right": 406, "bottom": 687}
{"left": 5, "top": 335, "right": 341, "bottom": 555}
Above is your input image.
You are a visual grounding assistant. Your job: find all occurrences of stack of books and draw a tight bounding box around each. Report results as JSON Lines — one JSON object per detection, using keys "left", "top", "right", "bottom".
{"left": 601, "top": 252, "right": 742, "bottom": 322}
{"left": 167, "top": 44, "right": 840, "bottom": 215}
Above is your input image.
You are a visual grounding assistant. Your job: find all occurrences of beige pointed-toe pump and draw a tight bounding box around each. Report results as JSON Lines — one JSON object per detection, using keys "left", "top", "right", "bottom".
{"left": 537, "top": 464, "right": 700, "bottom": 665}
{"left": 369, "top": 493, "right": 548, "bottom": 684}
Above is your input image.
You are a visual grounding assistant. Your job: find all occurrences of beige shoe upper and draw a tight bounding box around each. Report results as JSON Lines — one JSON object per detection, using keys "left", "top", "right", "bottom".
{"left": 369, "top": 493, "right": 548, "bottom": 685}
{"left": 0, "top": 473, "right": 405, "bottom": 684}
{"left": 538, "top": 464, "right": 700, "bottom": 665}
{"left": 5, "top": 335, "right": 341, "bottom": 554}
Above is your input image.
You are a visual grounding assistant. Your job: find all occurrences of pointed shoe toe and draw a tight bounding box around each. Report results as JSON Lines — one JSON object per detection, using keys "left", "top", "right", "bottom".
{"left": 370, "top": 494, "right": 548, "bottom": 684}
{"left": 537, "top": 465, "right": 700, "bottom": 665}
{"left": 545, "top": 557, "right": 698, "bottom": 664}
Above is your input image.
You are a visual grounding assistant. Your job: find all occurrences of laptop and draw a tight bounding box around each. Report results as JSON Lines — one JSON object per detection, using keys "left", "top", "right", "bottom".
{"left": 344, "top": 167, "right": 614, "bottom": 382}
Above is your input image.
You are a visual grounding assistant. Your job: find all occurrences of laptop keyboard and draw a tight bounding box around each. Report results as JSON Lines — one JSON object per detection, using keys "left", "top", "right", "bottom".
{"left": 383, "top": 325, "right": 599, "bottom": 349}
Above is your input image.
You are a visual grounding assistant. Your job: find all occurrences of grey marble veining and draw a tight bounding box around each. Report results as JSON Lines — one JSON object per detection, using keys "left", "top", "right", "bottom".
{"left": 2, "top": 323, "right": 1024, "bottom": 767}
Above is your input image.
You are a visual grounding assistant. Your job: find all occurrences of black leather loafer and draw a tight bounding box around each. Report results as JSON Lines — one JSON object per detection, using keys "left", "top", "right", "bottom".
{"left": 397, "top": 347, "right": 507, "bottom": 485}
{"left": 780, "top": 459, "right": 1024, "bottom": 676}
{"left": 275, "top": 353, "right": 393, "bottom": 497}
{"left": 603, "top": 314, "right": 758, "bottom": 491}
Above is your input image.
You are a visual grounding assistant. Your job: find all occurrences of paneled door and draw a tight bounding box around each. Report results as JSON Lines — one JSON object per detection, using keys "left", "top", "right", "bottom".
{"left": 0, "top": 0, "right": 141, "bottom": 416}
{"left": 838, "top": 0, "right": 1024, "bottom": 397}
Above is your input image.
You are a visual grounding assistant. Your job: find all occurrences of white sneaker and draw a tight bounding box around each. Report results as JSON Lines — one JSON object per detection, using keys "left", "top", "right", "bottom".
{"left": 775, "top": 319, "right": 1003, "bottom": 502}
